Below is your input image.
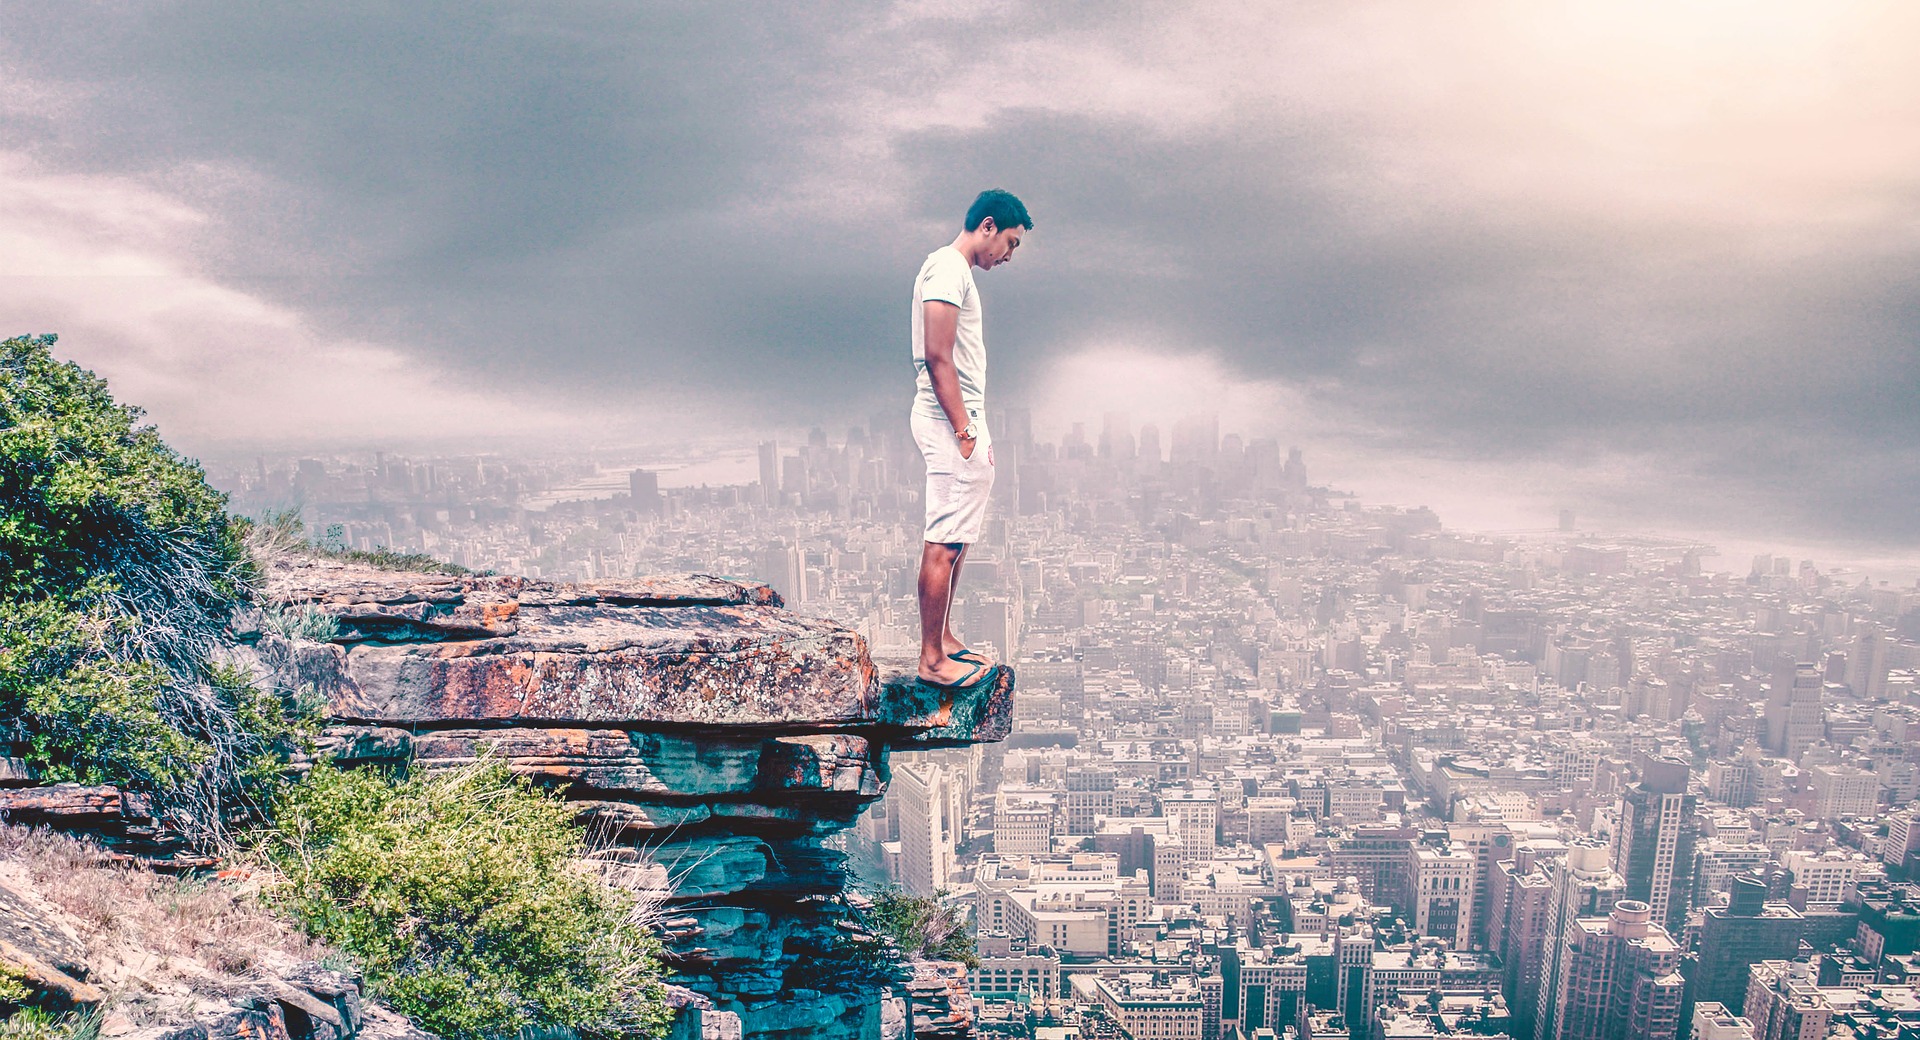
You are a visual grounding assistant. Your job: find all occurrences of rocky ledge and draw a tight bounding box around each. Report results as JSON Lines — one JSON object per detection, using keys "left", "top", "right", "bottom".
{"left": 1, "top": 558, "right": 1010, "bottom": 1040}
{"left": 265, "top": 558, "right": 1011, "bottom": 1040}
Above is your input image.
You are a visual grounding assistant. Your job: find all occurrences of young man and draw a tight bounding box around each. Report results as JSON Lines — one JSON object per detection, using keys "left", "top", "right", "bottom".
{"left": 912, "top": 188, "right": 1031, "bottom": 687}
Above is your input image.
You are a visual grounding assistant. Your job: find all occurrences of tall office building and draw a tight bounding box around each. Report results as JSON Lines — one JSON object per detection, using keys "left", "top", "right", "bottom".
{"left": 1493, "top": 844, "right": 1562, "bottom": 1040}
{"left": 1329, "top": 827, "right": 1417, "bottom": 912}
{"left": 1763, "top": 662, "right": 1823, "bottom": 760}
{"left": 1413, "top": 845, "right": 1477, "bottom": 948}
{"left": 1742, "top": 961, "right": 1833, "bottom": 1040}
{"left": 1162, "top": 786, "right": 1220, "bottom": 865}
{"left": 1540, "top": 899, "right": 1685, "bottom": 1040}
{"left": 1536, "top": 839, "right": 1628, "bottom": 1040}
{"left": 756, "top": 440, "right": 779, "bottom": 505}
{"left": 1138, "top": 424, "right": 1163, "bottom": 465}
{"left": 1169, "top": 413, "right": 1219, "bottom": 466}
{"left": 1846, "top": 628, "right": 1892, "bottom": 701}
{"left": 1613, "top": 756, "right": 1698, "bottom": 935}
{"left": 752, "top": 541, "right": 805, "bottom": 605}
{"left": 892, "top": 759, "right": 958, "bottom": 896}
{"left": 1694, "top": 873, "right": 1803, "bottom": 1013}
{"left": 1098, "top": 412, "right": 1136, "bottom": 460}
{"left": 628, "top": 468, "right": 661, "bottom": 513}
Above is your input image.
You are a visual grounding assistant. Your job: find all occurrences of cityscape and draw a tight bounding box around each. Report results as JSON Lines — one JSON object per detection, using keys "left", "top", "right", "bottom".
{"left": 215, "top": 411, "right": 1920, "bottom": 1040}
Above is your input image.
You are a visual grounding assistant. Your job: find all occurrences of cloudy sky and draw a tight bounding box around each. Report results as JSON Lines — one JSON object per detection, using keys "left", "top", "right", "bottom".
{"left": 3, "top": 1, "right": 1917, "bottom": 555}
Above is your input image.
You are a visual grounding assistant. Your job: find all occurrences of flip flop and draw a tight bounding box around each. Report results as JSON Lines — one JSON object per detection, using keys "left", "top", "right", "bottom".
{"left": 916, "top": 661, "right": 996, "bottom": 691}
{"left": 949, "top": 648, "right": 993, "bottom": 667}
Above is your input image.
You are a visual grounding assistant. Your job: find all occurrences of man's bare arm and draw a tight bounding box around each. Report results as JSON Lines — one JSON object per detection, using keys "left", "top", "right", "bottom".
{"left": 922, "top": 299, "right": 976, "bottom": 458}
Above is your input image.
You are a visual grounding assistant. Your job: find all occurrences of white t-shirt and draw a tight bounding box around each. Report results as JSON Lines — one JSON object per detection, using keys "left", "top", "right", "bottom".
{"left": 911, "top": 245, "right": 985, "bottom": 421}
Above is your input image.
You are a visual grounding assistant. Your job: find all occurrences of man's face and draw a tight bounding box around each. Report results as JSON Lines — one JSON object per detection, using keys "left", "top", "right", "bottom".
{"left": 977, "top": 219, "right": 1025, "bottom": 271}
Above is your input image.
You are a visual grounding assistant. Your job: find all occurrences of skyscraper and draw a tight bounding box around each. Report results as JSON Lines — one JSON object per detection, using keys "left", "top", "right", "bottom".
{"left": 1613, "top": 755, "right": 1698, "bottom": 935}
{"left": 1541, "top": 899, "right": 1684, "bottom": 1040}
{"left": 1099, "top": 411, "right": 1136, "bottom": 460}
{"left": 628, "top": 468, "right": 661, "bottom": 513}
{"left": 1694, "top": 873, "right": 1803, "bottom": 1013}
{"left": 1493, "top": 843, "right": 1563, "bottom": 1040}
{"left": 1413, "top": 844, "right": 1476, "bottom": 948}
{"left": 1763, "top": 661, "right": 1822, "bottom": 760}
{"left": 1536, "top": 839, "right": 1629, "bottom": 1040}
{"left": 757, "top": 440, "right": 779, "bottom": 505}
{"left": 1328, "top": 827, "right": 1416, "bottom": 912}
{"left": 894, "top": 760, "right": 958, "bottom": 897}
{"left": 1138, "top": 423, "right": 1163, "bottom": 465}
{"left": 1169, "top": 413, "right": 1219, "bottom": 466}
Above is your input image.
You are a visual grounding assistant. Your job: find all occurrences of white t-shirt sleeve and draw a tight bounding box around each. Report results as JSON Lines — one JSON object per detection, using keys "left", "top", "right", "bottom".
{"left": 919, "top": 249, "right": 970, "bottom": 307}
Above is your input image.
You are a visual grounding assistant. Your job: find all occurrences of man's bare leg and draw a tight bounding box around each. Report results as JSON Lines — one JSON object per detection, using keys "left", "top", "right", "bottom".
{"left": 940, "top": 544, "right": 998, "bottom": 667}
{"left": 941, "top": 543, "right": 971, "bottom": 658}
{"left": 918, "top": 541, "right": 973, "bottom": 684}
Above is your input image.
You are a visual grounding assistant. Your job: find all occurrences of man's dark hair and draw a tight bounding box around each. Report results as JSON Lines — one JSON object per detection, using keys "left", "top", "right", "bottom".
{"left": 965, "top": 189, "right": 1033, "bottom": 233}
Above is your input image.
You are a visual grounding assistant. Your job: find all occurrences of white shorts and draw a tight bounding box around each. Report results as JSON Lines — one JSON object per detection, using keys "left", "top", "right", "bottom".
{"left": 913, "top": 407, "right": 995, "bottom": 545}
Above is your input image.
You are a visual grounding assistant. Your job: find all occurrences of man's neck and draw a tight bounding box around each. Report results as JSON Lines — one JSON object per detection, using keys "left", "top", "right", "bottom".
{"left": 949, "top": 232, "right": 983, "bottom": 270}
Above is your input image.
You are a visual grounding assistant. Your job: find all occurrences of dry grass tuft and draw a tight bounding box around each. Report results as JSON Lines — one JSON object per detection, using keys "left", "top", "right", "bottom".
{"left": 0, "top": 824, "right": 331, "bottom": 1029}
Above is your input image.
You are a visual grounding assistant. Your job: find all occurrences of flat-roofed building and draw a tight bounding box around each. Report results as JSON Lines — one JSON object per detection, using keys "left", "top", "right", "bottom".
{"left": 1076, "top": 972, "right": 1205, "bottom": 1040}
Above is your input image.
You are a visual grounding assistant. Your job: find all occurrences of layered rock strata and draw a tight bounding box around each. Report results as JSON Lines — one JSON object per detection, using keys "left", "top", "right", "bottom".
{"left": 265, "top": 558, "right": 1011, "bottom": 1040}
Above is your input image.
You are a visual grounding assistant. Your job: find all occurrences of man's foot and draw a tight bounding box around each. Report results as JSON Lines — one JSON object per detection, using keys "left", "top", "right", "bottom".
{"left": 942, "top": 633, "right": 994, "bottom": 668}
{"left": 917, "top": 656, "right": 991, "bottom": 688}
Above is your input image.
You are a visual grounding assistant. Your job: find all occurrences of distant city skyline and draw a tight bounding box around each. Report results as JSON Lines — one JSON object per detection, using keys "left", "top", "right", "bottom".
{"left": 3, "top": 3, "right": 1917, "bottom": 550}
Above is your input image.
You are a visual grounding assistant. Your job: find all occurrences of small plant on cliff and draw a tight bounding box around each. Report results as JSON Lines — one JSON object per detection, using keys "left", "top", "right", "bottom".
{"left": 0, "top": 1007, "right": 98, "bottom": 1040}
{"left": 247, "top": 509, "right": 475, "bottom": 576}
{"left": 0, "top": 333, "right": 315, "bottom": 841}
{"left": 254, "top": 762, "right": 674, "bottom": 1040}
{"left": 859, "top": 890, "right": 979, "bottom": 969}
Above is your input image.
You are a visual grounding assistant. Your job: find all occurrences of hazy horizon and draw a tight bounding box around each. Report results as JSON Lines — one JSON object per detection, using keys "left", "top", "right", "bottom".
{"left": 5, "top": 2, "right": 1917, "bottom": 558}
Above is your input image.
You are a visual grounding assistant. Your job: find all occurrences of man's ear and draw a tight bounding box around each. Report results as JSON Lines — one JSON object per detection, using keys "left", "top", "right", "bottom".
{"left": 978, "top": 216, "right": 997, "bottom": 235}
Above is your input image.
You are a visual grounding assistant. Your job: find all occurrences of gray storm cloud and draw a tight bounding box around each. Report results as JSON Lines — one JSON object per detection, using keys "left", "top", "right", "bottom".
{"left": 1, "top": 1, "right": 1916, "bottom": 547}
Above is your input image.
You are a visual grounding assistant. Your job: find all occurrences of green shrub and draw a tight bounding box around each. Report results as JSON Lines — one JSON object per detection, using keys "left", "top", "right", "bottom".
{"left": 862, "top": 890, "right": 978, "bottom": 969}
{"left": 0, "top": 333, "right": 313, "bottom": 838}
{"left": 255, "top": 763, "right": 673, "bottom": 1040}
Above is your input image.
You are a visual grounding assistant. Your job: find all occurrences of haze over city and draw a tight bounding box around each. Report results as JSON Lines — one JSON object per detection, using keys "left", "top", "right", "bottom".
{"left": 3, "top": 2, "right": 1917, "bottom": 559}
{"left": 12, "top": 6, "right": 1920, "bottom": 1040}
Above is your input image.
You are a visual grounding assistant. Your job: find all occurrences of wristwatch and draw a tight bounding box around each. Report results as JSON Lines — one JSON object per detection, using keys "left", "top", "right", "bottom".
{"left": 955, "top": 421, "right": 977, "bottom": 441}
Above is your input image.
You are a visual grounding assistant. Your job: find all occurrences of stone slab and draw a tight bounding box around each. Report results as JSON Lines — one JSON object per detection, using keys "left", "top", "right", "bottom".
{"left": 318, "top": 605, "right": 877, "bottom": 726}
{"left": 0, "top": 783, "right": 126, "bottom": 821}
{"left": 310, "top": 726, "right": 413, "bottom": 765}
{"left": 408, "top": 729, "right": 766, "bottom": 796}
{"left": 574, "top": 799, "right": 715, "bottom": 836}
{"left": 593, "top": 836, "right": 773, "bottom": 899}
{"left": 269, "top": 558, "right": 781, "bottom": 614}
{"left": 758, "top": 735, "right": 884, "bottom": 796}
{"left": 873, "top": 661, "right": 1016, "bottom": 747}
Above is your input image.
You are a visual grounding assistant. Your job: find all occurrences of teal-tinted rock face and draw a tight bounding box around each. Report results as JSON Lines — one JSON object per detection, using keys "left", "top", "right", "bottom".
{"left": 264, "top": 557, "right": 1011, "bottom": 1040}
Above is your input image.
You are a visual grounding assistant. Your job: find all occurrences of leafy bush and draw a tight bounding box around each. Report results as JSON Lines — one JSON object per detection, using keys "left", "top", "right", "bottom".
{"left": 254, "top": 762, "right": 673, "bottom": 1040}
{"left": 862, "top": 890, "right": 978, "bottom": 969}
{"left": 0, "top": 333, "right": 314, "bottom": 839}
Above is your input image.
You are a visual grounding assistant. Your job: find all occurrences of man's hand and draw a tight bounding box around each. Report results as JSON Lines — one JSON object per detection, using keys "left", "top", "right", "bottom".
{"left": 923, "top": 299, "right": 974, "bottom": 456}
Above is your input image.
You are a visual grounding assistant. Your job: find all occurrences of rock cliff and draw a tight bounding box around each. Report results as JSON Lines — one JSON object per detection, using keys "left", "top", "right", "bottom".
{"left": 2, "top": 559, "right": 1010, "bottom": 1040}
{"left": 269, "top": 559, "right": 1009, "bottom": 1040}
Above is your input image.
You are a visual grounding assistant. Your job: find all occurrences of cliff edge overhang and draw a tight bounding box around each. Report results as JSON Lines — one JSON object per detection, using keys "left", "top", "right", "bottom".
{"left": 2, "top": 557, "right": 1012, "bottom": 1040}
